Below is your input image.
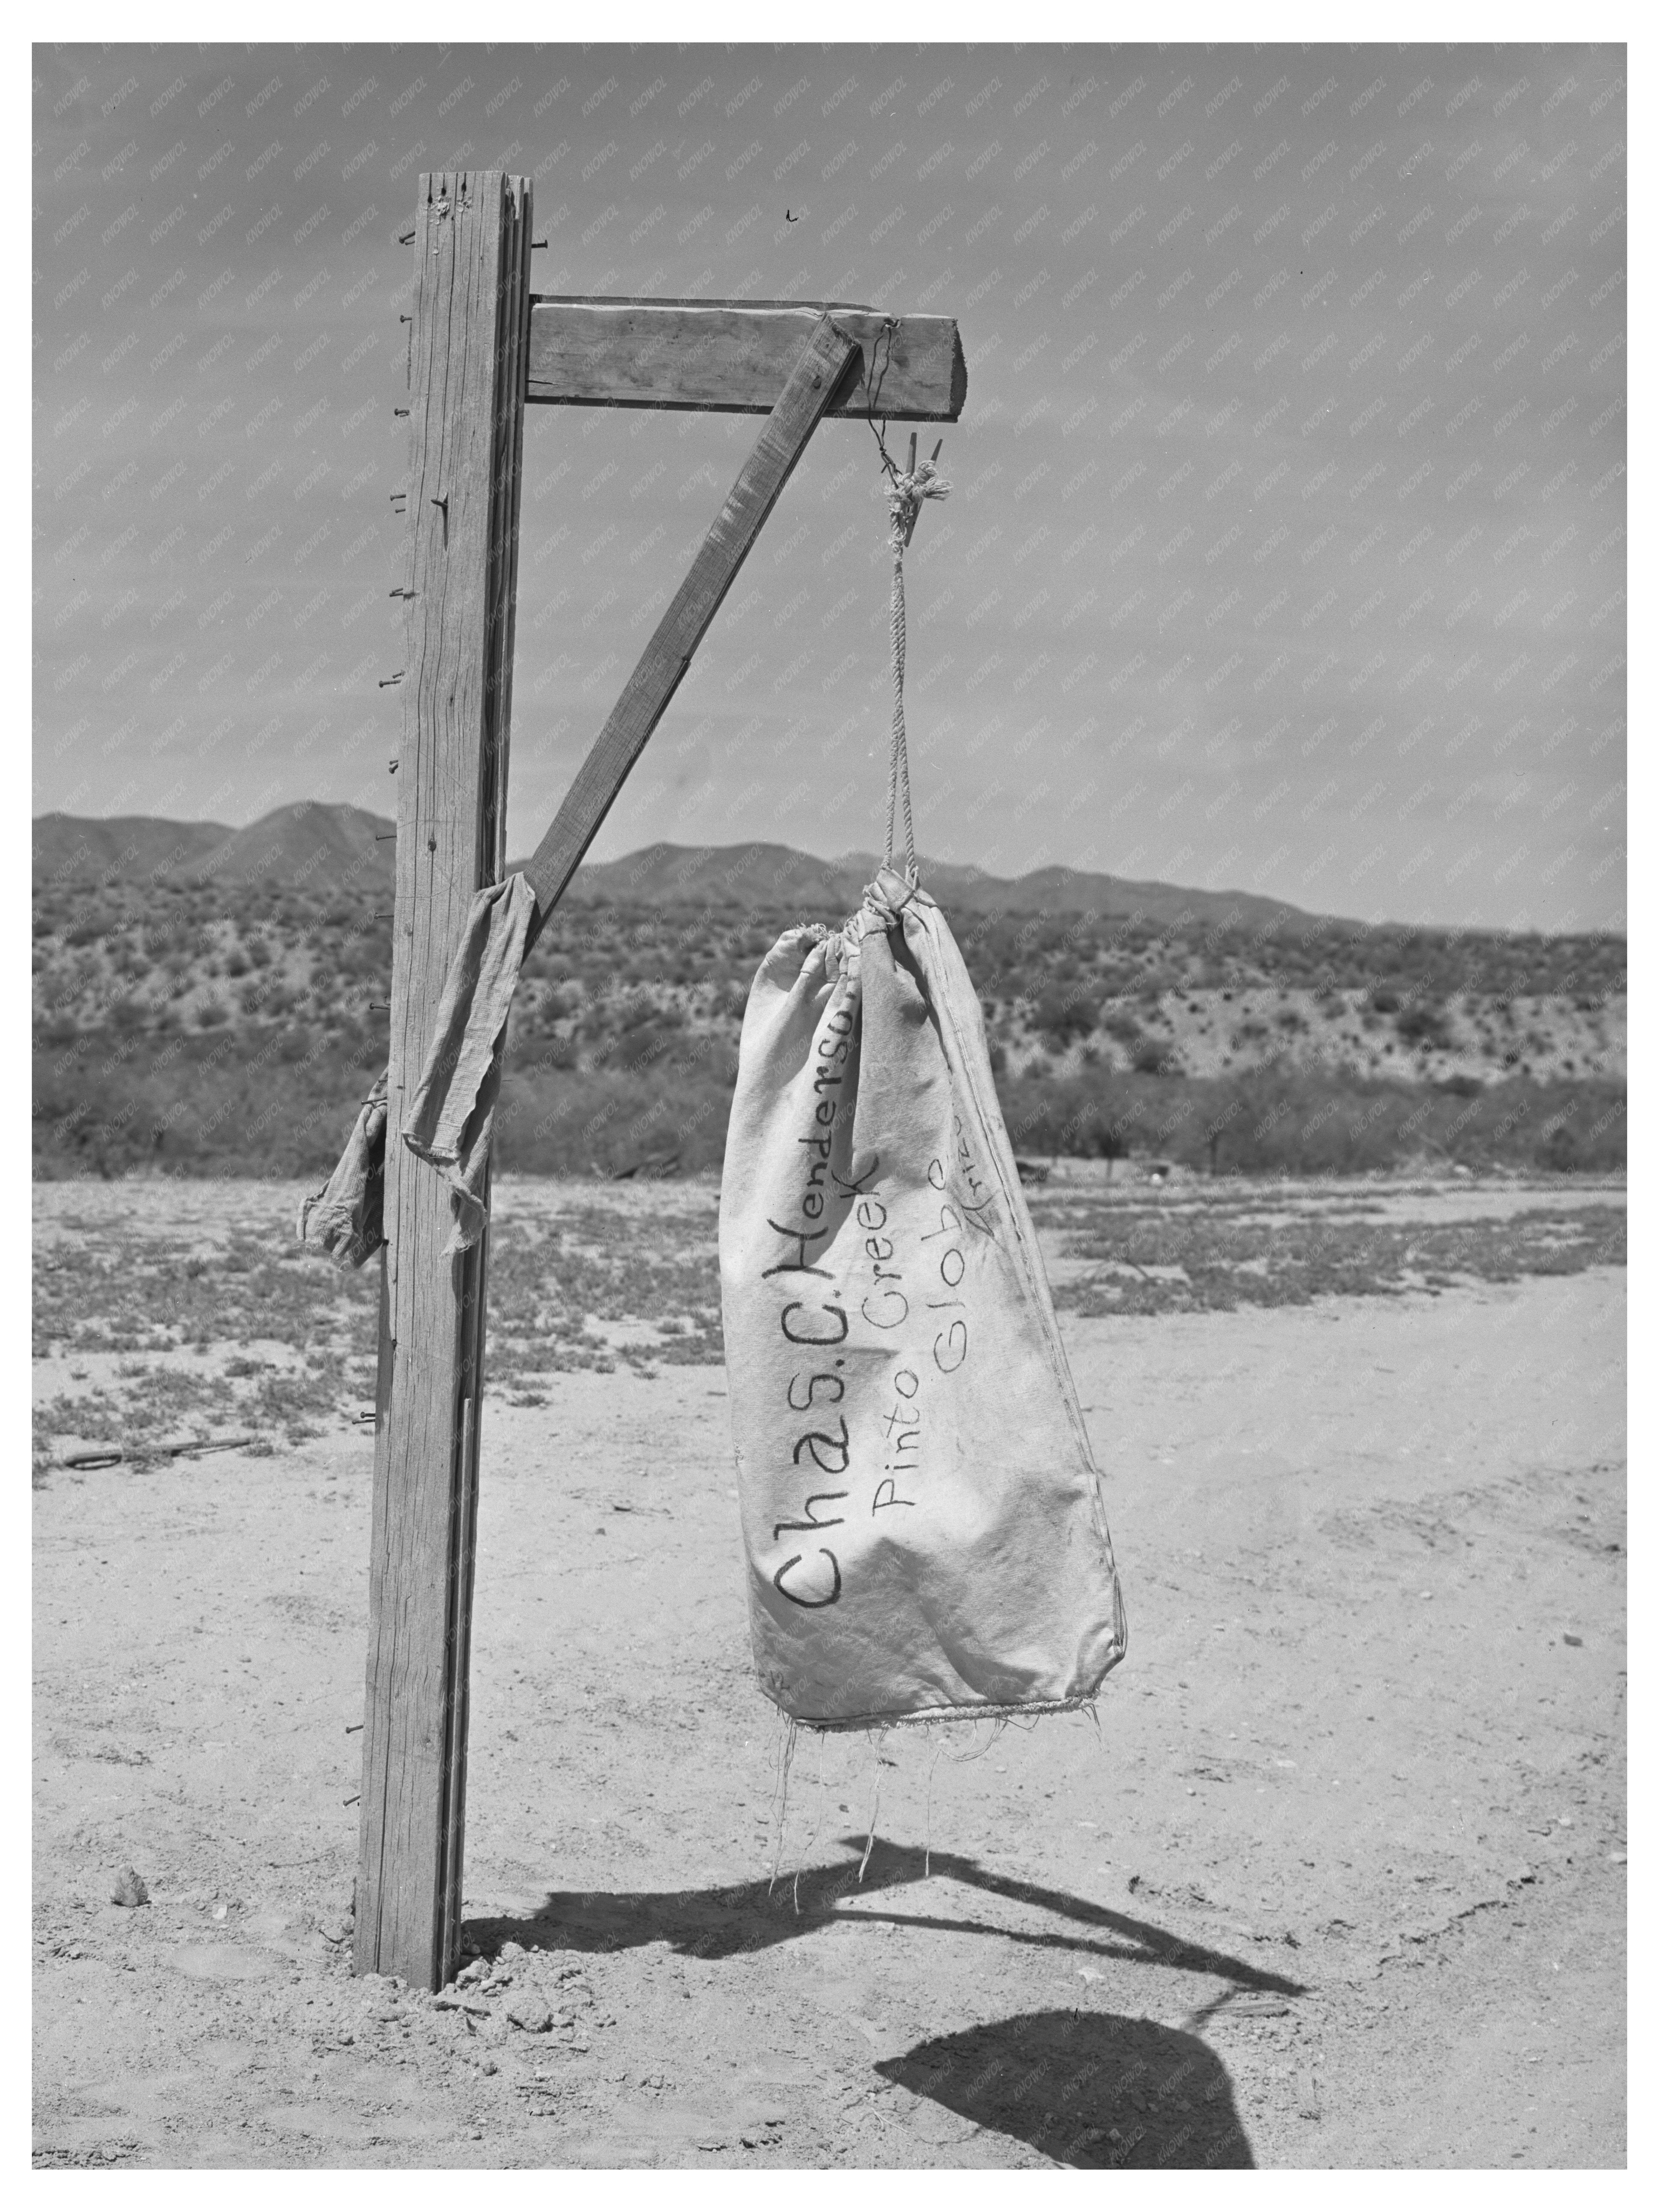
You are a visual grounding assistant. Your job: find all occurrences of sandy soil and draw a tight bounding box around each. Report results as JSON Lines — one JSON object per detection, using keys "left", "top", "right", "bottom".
{"left": 33, "top": 1183, "right": 1625, "bottom": 2169}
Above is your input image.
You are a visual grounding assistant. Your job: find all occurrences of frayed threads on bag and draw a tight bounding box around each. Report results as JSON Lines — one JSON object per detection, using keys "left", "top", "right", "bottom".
{"left": 767, "top": 1715, "right": 800, "bottom": 1900}
{"left": 857, "top": 1728, "right": 893, "bottom": 1885}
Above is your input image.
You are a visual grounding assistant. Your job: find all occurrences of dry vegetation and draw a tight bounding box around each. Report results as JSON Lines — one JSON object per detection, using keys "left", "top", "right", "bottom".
{"left": 33, "top": 878, "right": 1625, "bottom": 1181}
{"left": 32, "top": 1177, "right": 1625, "bottom": 1481}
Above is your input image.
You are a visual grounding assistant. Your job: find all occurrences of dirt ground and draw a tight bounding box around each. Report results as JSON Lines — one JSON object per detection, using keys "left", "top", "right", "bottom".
{"left": 33, "top": 1177, "right": 1625, "bottom": 2169}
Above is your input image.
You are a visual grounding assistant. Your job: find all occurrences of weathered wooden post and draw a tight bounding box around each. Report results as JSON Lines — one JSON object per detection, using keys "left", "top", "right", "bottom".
{"left": 350, "top": 173, "right": 965, "bottom": 1987}
{"left": 356, "top": 170, "right": 532, "bottom": 1990}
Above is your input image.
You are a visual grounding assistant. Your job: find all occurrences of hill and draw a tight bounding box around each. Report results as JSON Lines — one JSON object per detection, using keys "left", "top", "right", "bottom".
{"left": 33, "top": 801, "right": 396, "bottom": 896}
{"left": 566, "top": 839, "right": 1314, "bottom": 931}
{"left": 39, "top": 804, "right": 1316, "bottom": 930}
{"left": 566, "top": 840, "right": 868, "bottom": 912}
{"left": 195, "top": 800, "right": 397, "bottom": 891}
{"left": 32, "top": 812, "right": 230, "bottom": 889}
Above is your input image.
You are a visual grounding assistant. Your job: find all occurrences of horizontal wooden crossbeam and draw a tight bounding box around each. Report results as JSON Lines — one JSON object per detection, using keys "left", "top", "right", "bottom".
{"left": 526, "top": 297, "right": 965, "bottom": 420}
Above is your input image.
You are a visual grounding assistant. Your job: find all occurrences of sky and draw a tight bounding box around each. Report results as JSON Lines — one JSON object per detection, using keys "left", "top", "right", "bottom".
{"left": 33, "top": 40, "right": 1626, "bottom": 931}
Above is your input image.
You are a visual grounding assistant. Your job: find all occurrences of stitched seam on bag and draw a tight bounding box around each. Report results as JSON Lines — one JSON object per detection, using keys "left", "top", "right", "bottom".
{"left": 788, "top": 1693, "right": 1106, "bottom": 1733}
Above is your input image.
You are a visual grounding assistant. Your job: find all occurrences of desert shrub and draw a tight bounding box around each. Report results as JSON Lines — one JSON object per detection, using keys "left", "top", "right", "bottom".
{"left": 1539, "top": 1122, "right": 1581, "bottom": 1172}
{"left": 1397, "top": 1000, "right": 1454, "bottom": 1050}
{"left": 993, "top": 1068, "right": 1625, "bottom": 1177}
{"left": 1032, "top": 987, "right": 1098, "bottom": 1048}
{"left": 492, "top": 1065, "right": 734, "bottom": 1177}
{"left": 33, "top": 1029, "right": 379, "bottom": 1178}
{"left": 514, "top": 1036, "right": 580, "bottom": 1074}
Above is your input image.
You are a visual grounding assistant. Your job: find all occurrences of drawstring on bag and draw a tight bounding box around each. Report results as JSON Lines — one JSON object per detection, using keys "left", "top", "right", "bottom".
{"left": 874, "top": 427, "right": 950, "bottom": 884}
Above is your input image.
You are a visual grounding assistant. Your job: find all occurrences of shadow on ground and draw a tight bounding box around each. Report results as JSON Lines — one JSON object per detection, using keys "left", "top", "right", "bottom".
{"left": 877, "top": 2010, "right": 1256, "bottom": 2167}
{"left": 466, "top": 1835, "right": 1306, "bottom": 1998}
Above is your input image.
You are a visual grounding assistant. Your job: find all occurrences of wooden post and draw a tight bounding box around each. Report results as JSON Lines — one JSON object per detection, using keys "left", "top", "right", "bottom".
{"left": 355, "top": 170, "right": 532, "bottom": 1991}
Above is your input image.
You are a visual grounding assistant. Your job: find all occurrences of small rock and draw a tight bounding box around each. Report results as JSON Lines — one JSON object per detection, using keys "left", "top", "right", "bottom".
{"left": 1610, "top": 1850, "right": 1627, "bottom": 1866}
{"left": 110, "top": 1868, "right": 149, "bottom": 1908}
{"left": 1562, "top": 1632, "right": 1584, "bottom": 1647}
{"left": 507, "top": 1997, "right": 554, "bottom": 2035}
{"left": 455, "top": 1956, "right": 491, "bottom": 1986}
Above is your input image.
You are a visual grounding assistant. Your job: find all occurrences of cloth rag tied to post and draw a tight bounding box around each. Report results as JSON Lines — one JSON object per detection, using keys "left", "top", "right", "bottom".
{"left": 297, "top": 872, "right": 536, "bottom": 1265}
{"left": 719, "top": 865, "right": 1128, "bottom": 1731}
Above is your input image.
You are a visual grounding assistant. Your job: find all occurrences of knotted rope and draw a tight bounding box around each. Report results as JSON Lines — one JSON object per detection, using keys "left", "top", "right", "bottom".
{"left": 882, "top": 451, "right": 950, "bottom": 882}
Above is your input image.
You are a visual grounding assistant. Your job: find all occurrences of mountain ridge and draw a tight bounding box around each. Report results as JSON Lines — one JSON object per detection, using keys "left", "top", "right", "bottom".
{"left": 33, "top": 800, "right": 1613, "bottom": 940}
{"left": 34, "top": 801, "right": 1322, "bottom": 929}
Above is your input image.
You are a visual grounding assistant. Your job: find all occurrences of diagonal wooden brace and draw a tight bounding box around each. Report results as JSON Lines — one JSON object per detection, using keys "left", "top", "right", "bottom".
{"left": 521, "top": 312, "right": 861, "bottom": 936}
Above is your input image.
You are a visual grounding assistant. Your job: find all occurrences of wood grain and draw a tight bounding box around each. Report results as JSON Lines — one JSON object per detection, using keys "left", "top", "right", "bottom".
{"left": 356, "top": 169, "right": 532, "bottom": 1994}
{"left": 521, "top": 313, "right": 860, "bottom": 930}
{"left": 527, "top": 298, "right": 964, "bottom": 421}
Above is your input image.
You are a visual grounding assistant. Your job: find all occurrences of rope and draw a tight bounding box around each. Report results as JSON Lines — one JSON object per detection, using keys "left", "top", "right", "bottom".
{"left": 881, "top": 450, "right": 949, "bottom": 882}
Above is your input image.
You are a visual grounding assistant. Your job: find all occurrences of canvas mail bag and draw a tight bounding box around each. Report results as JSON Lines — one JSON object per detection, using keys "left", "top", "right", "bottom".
{"left": 720, "top": 865, "right": 1127, "bottom": 1730}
